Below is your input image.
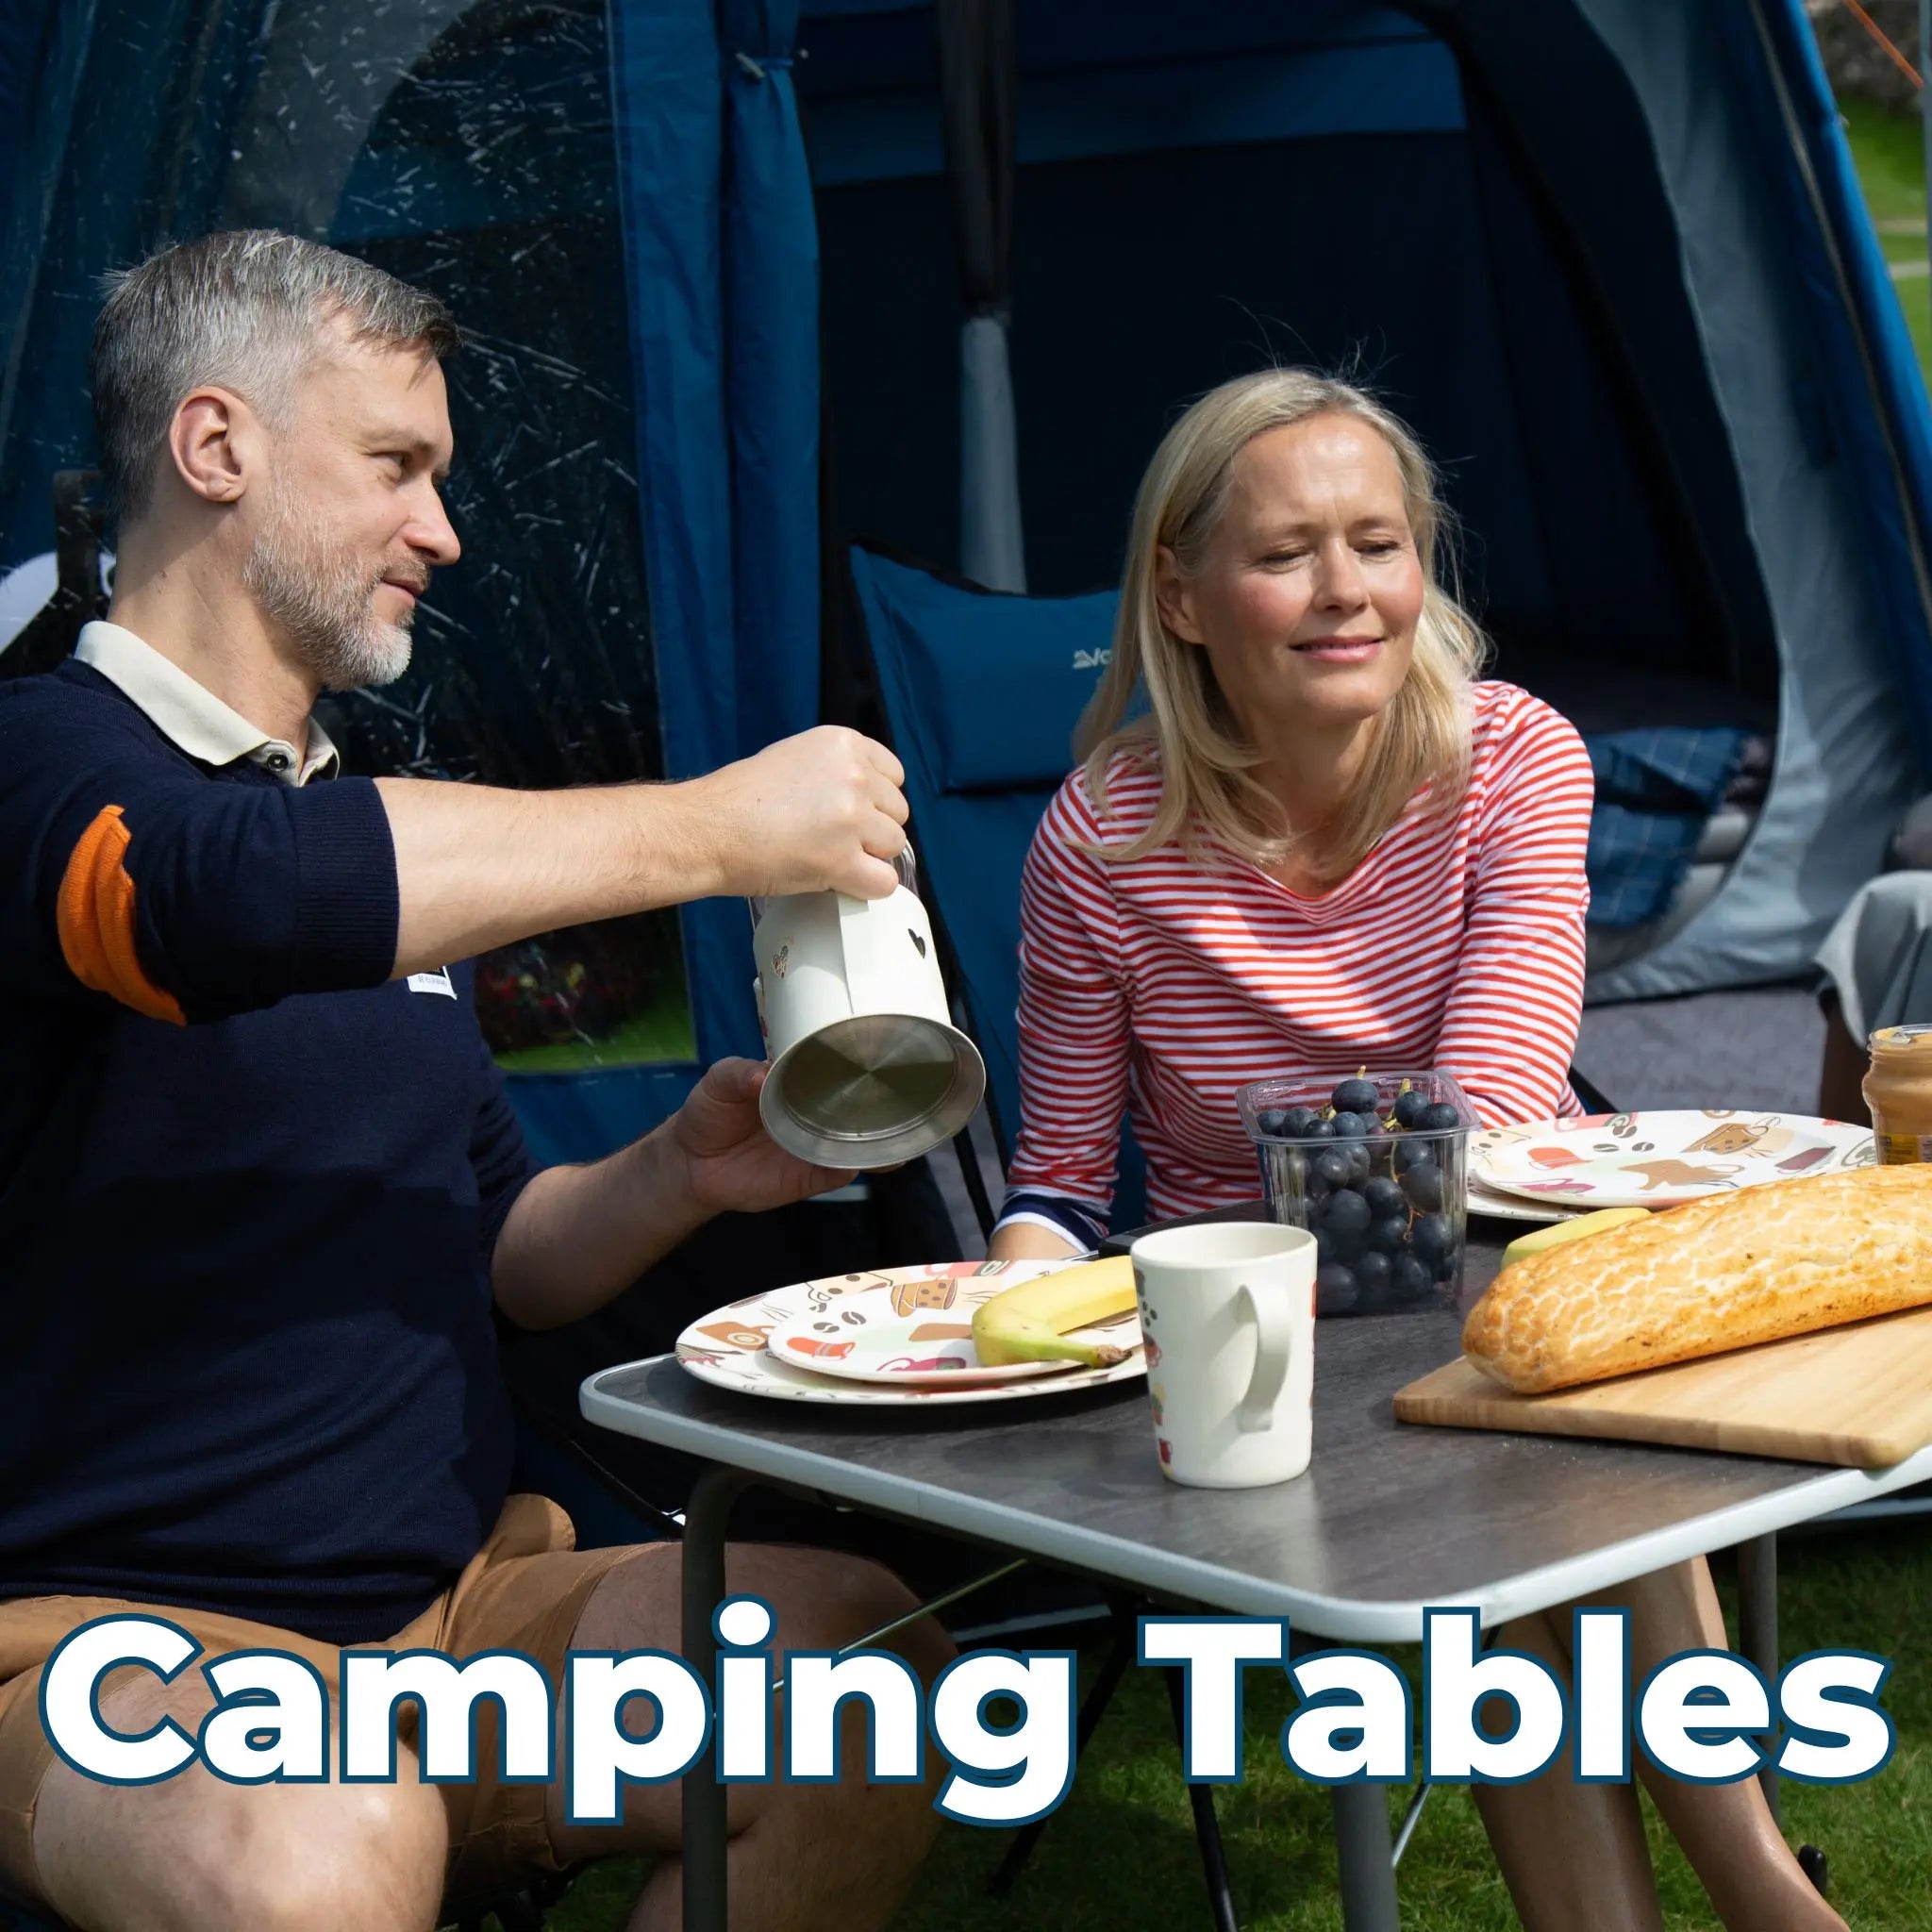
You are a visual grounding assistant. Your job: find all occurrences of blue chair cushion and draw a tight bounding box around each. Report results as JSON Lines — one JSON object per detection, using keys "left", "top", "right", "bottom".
{"left": 851, "top": 552, "right": 1119, "bottom": 794}
{"left": 848, "top": 545, "right": 1145, "bottom": 1227}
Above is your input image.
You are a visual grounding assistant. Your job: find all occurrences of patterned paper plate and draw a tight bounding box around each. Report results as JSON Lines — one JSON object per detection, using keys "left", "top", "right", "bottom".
{"left": 676, "top": 1261, "right": 1146, "bottom": 1407}
{"left": 1472, "top": 1111, "right": 1875, "bottom": 1209}
{"left": 1465, "top": 1159, "right": 1588, "bottom": 1224}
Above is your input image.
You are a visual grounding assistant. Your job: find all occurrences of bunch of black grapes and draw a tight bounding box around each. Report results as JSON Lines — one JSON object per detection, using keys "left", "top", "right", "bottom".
{"left": 1256, "top": 1076, "right": 1465, "bottom": 1316}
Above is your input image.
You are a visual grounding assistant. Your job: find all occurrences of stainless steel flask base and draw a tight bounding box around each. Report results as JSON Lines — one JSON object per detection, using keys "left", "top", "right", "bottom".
{"left": 759, "top": 1011, "right": 987, "bottom": 1170}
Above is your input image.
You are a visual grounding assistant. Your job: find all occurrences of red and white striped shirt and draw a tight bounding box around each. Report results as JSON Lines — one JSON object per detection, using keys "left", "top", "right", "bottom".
{"left": 998, "top": 680, "right": 1593, "bottom": 1240}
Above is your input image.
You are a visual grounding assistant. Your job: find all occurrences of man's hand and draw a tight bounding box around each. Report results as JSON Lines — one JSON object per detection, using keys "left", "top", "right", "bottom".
{"left": 491, "top": 1057, "right": 860, "bottom": 1330}
{"left": 666, "top": 1058, "right": 858, "bottom": 1215}
{"left": 689, "top": 726, "right": 909, "bottom": 901}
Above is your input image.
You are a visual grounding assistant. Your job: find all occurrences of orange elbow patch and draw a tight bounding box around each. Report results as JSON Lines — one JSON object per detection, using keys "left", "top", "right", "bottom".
{"left": 57, "top": 806, "right": 187, "bottom": 1024}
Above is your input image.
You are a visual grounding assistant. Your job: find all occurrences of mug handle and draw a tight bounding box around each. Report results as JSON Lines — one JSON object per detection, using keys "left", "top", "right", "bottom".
{"left": 1235, "top": 1281, "right": 1293, "bottom": 1433}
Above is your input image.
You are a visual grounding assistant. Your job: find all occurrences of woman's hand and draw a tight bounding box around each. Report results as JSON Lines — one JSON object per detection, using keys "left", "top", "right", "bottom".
{"left": 666, "top": 1058, "right": 857, "bottom": 1216}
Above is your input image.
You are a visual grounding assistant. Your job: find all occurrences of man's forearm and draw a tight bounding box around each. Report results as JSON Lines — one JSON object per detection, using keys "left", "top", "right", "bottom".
{"left": 374, "top": 725, "right": 911, "bottom": 980}
{"left": 375, "top": 776, "right": 722, "bottom": 979}
{"left": 491, "top": 1130, "right": 710, "bottom": 1330}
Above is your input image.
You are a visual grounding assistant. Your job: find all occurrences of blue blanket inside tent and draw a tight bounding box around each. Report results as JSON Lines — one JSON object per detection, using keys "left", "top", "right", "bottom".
{"left": 1582, "top": 726, "right": 1751, "bottom": 929}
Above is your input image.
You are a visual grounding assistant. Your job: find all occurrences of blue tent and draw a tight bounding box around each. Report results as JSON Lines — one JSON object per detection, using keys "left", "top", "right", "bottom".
{"left": 4, "top": 0, "right": 1931, "bottom": 1163}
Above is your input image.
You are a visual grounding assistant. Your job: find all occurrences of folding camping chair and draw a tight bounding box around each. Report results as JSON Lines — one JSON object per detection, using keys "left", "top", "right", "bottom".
{"left": 842, "top": 542, "right": 1141, "bottom": 1228}
{"left": 845, "top": 541, "right": 1270, "bottom": 1913}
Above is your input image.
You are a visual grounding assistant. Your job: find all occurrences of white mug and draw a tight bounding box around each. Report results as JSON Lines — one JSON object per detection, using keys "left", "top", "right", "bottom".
{"left": 1128, "top": 1222, "right": 1316, "bottom": 1489}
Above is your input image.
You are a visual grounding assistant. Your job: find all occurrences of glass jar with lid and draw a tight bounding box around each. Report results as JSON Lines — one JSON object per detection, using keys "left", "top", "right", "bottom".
{"left": 1861, "top": 1024, "right": 1932, "bottom": 1164}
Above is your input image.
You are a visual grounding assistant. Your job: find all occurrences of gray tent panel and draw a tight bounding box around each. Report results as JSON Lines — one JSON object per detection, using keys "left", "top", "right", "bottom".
{"left": 1584, "top": 0, "right": 1920, "bottom": 999}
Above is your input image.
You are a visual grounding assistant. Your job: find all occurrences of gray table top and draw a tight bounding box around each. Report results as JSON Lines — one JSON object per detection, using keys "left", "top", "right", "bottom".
{"left": 580, "top": 1224, "right": 1932, "bottom": 1641}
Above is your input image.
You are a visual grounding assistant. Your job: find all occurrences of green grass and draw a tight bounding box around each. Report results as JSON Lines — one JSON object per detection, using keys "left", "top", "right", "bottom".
{"left": 1840, "top": 97, "right": 1928, "bottom": 227}
{"left": 1844, "top": 99, "right": 1932, "bottom": 381}
{"left": 491, "top": 992, "right": 697, "bottom": 1074}
{"left": 525, "top": 1524, "right": 1932, "bottom": 1931}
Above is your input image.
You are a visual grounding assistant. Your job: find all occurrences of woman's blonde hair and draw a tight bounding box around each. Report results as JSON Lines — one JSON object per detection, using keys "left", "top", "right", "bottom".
{"left": 1076, "top": 369, "right": 1490, "bottom": 879}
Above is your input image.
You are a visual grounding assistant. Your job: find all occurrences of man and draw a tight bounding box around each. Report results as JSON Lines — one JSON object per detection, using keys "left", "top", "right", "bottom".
{"left": 0, "top": 231, "right": 951, "bottom": 1931}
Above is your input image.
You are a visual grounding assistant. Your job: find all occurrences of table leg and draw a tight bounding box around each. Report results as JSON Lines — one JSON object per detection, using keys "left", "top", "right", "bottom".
{"left": 1331, "top": 1784, "right": 1401, "bottom": 1930}
{"left": 990, "top": 1597, "right": 1138, "bottom": 1898}
{"left": 1160, "top": 1665, "right": 1241, "bottom": 1932}
{"left": 1735, "top": 1533, "right": 1780, "bottom": 1826}
{"left": 682, "top": 1465, "right": 749, "bottom": 1932}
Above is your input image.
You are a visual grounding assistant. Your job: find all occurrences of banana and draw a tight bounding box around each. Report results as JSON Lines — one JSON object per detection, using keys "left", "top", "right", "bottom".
{"left": 972, "top": 1255, "right": 1139, "bottom": 1368}
{"left": 1501, "top": 1206, "right": 1650, "bottom": 1270}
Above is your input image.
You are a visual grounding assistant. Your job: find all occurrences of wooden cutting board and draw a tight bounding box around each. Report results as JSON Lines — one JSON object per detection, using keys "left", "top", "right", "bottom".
{"left": 1394, "top": 1304, "right": 1932, "bottom": 1467}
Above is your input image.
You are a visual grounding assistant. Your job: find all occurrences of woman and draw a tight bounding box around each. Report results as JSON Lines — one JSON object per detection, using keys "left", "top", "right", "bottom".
{"left": 990, "top": 370, "right": 1842, "bottom": 1932}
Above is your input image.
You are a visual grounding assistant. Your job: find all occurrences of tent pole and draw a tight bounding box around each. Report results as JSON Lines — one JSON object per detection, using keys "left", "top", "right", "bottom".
{"left": 935, "top": 0, "right": 1024, "bottom": 592}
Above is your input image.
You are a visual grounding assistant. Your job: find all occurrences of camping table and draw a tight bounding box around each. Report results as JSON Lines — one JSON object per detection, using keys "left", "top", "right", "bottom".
{"left": 579, "top": 1226, "right": 1932, "bottom": 1932}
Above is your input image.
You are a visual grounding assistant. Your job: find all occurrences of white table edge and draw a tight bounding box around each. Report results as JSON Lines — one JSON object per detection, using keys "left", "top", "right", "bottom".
{"left": 580, "top": 1358, "right": 1932, "bottom": 1644}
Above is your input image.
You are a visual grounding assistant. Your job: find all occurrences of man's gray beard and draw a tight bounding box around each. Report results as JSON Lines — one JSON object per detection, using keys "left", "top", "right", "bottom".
{"left": 242, "top": 501, "right": 415, "bottom": 692}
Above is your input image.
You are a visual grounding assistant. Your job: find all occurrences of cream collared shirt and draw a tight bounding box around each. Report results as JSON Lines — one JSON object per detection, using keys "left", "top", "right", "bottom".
{"left": 75, "top": 621, "right": 341, "bottom": 787}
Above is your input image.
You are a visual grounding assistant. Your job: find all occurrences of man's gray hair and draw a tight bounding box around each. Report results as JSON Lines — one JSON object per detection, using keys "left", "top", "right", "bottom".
{"left": 92, "top": 229, "right": 459, "bottom": 522}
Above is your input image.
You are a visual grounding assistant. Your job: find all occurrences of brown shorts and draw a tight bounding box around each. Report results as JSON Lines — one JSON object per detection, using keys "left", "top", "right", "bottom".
{"left": 0, "top": 1494, "right": 657, "bottom": 1911}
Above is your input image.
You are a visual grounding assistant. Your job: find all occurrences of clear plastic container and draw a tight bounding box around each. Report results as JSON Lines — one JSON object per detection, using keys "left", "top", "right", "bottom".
{"left": 1235, "top": 1070, "right": 1478, "bottom": 1318}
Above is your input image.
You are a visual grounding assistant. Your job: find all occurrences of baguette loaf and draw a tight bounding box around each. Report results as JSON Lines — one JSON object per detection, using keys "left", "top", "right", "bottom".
{"left": 1462, "top": 1163, "right": 1932, "bottom": 1393}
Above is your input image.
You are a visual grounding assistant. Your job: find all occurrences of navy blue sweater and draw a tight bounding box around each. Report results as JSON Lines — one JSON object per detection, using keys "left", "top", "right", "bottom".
{"left": 0, "top": 662, "right": 535, "bottom": 1643}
